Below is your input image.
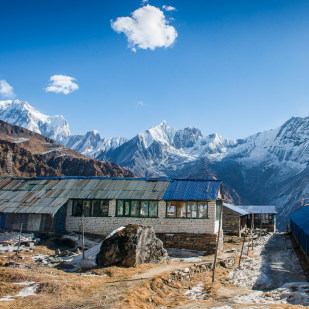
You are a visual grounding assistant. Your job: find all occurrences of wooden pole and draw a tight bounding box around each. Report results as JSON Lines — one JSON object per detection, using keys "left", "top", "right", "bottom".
{"left": 81, "top": 214, "right": 85, "bottom": 260}
{"left": 251, "top": 213, "right": 254, "bottom": 250}
{"left": 251, "top": 213, "right": 254, "bottom": 230}
{"left": 239, "top": 230, "right": 247, "bottom": 268}
{"left": 260, "top": 211, "right": 262, "bottom": 240}
{"left": 16, "top": 222, "right": 23, "bottom": 256}
{"left": 251, "top": 231, "right": 254, "bottom": 250}
{"left": 247, "top": 231, "right": 251, "bottom": 255}
{"left": 212, "top": 201, "right": 223, "bottom": 282}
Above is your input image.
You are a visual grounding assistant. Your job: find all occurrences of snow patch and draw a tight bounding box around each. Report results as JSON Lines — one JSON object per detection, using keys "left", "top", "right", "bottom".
{"left": 0, "top": 282, "right": 38, "bottom": 302}
{"left": 184, "top": 283, "right": 206, "bottom": 300}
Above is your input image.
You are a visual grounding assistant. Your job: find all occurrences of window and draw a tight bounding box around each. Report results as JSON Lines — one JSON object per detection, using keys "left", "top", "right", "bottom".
{"left": 71, "top": 199, "right": 109, "bottom": 217}
{"left": 131, "top": 201, "right": 139, "bottom": 217}
{"left": 167, "top": 202, "right": 176, "bottom": 218}
{"left": 72, "top": 200, "right": 83, "bottom": 217}
{"left": 83, "top": 200, "right": 91, "bottom": 217}
{"left": 149, "top": 201, "right": 158, "bottom": 218}
{"left": 117, "top": 200, "right": 124, "bottom": 216}
{"left": 140, "top": 201, "right": 149, "bottom": 217}
{"left": 116, "top": 200, "right": 158, "bottom": 218}
{"left": 198, "top": 202, "right": 208, "bottom": 218}
{"left": 166, "top": 201, "right": 208, "bottom": 218}
{"left": 216, "top": 200, "right": 222, "bottom": 221}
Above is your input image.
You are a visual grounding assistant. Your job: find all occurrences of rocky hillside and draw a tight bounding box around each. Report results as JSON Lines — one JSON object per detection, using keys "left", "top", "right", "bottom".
{"left": 0, "top": 120, "right": 134, "bottom": 178}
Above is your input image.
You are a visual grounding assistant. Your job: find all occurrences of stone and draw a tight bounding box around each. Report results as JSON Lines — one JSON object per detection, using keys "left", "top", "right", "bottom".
{"left": 96, "top": 224, "right": 169, "bottom": 267}
{"left": 0, "top": 241, "right": 14, "bottom": 246}
{"left": 55, "top": 237, "right": 76, "bottom": 248}
{"left": 25, "top": 242, "right": 35, "bottom": 248}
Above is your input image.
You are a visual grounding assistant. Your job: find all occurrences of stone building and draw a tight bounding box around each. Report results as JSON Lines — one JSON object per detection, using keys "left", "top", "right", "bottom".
{"left": 223, "top": 203, "right": 249, "bottom": 236}
{"left": 223, "top": 204, "right": 276, "bottom": 234}
{"left": 0, "top": 177, "right": 224, "bottom": 252}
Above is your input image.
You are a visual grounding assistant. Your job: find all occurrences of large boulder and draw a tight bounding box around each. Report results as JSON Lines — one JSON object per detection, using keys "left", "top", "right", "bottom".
{"left": 96, "top": 224, "right": 169, "bottom": 267}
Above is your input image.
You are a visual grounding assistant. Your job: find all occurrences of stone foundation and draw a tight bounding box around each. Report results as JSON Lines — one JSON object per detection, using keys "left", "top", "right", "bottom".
{"left": 156, "top": 232, "right": 222, "bottom": 254}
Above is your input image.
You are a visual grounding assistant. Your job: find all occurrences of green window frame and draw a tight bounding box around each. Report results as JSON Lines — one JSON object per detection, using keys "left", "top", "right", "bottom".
{"left": 166, "top": 201, "right": 209, "bottom": 219}
{"left": 216, "top": 200, "right": 222, "bottom": 221}
{"left": 115, "top": 200, "right": 158, "bottom": 218}
{"left": 71, "top": 199, "right": 109, "bottom": 217}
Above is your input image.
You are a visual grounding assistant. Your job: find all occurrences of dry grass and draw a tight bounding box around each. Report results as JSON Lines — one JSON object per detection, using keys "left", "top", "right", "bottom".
{"left": 0, "top": 265, "right": 110, "bottom": 308}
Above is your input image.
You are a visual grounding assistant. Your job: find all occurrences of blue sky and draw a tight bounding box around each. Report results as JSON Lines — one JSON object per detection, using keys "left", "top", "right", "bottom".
{"left": 1, "top": 0, "right": 309, "bottom": 139}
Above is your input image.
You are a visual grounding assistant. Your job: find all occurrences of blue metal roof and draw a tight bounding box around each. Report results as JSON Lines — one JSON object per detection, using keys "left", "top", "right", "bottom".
{"left": 289, "top": 206, "right": 309, "bottom": 236}
{"left": 237, "top": 205, "right": 276, "bottom": 214}
{"left": 162, "top": 179, "right": 222, "bottom": 201}
{"left": 223, "top": 203, "right": 249, "bottom": 215}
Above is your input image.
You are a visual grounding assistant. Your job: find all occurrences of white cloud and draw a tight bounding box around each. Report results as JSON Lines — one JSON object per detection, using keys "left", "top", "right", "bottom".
{"left": 45, "top": 75, "right": 78, "bottom": 95}
{"left": 137, "top": 101, "right": 144, "bottom": 107}
{"left": 162, "top": 5, "right": 176, "bottom": 11}
{"left": 0, "top": 80, "right": 15, "bottom": 98}
{"left": 111, "top": 4, "right": 177, "bottom": 51}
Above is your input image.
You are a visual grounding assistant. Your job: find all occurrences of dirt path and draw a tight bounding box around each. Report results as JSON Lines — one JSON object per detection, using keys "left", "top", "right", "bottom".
{"left": 176, "top": 233, "right": 309, "bottom": 308}
{"left": 253, "top": 233, "right": 307, "bottom": 291}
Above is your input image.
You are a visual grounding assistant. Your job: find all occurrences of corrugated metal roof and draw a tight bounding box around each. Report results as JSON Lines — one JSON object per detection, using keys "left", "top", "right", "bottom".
{"left": 237, "top": 205, "right": 277, "bottom": 214}
{"left": 162, "top": 179, "right": 222, "bottom": 201}
{"left": 0, "top": 177, "right": 170, "bottom": 215}
{"left": 289, "top": 206, "right": 309, "bottom": 235}
{"left": 223, "top": 203, "right": 249, "bottom": 215}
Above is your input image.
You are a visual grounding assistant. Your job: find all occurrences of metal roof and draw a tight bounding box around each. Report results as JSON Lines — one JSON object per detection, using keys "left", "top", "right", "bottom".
{"left": 223, "top": 203, "right": 249, "bottom": 216}
{"left": 237, "top": 205, "right": 277, "bottom": 214}
{"left": 289, "top": 206, "right": 309, "bottom": 235}
{"left": 162, "top": 179, "right": 222, "bottom": 201}
{"left": 0, "top": 177, "right": 222, "bottom": 215}
{"left": 0, "top": 177, "right": 170, "bottom": 215}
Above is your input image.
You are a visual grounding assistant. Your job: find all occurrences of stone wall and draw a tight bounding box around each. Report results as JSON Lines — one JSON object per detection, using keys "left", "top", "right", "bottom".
{"left": 223, "top": 206, "right": 241, "bottom": 236}
{"left": 157, "top": 232, "right": 221, "bottom": 253}
{"left": 65, "top": 200, "right": 218, "bottom": 237}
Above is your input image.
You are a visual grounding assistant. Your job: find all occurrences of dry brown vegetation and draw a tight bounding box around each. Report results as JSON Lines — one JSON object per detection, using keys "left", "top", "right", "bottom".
{"left": 0, "top": 240, "right": 307, "bottom": 309}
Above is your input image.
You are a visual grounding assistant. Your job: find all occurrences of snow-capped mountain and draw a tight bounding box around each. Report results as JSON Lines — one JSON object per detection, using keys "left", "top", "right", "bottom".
{"left": 1, "top": 99, "right": 309, "bottom": 230}
{"left": 0, "top": 100, "right": 126, "bottom": 156}
{"left": 61, "top": 130, "right": 127, "bottom": 158}
{"left": 98, "top": 117, "right": 309, "bottom": 230}
{"left": 0, "top": 100, "right": 70, "bottom": 141}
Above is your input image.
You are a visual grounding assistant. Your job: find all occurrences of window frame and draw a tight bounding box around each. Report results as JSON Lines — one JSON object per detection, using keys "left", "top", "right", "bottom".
{"left": 115, "top": 200, "right": 159, "bottom": 218}
{"left": 71, "top": 199, "right": 110, "bottom": 217}
{"left": 165, "top": 201, "right": 209, "bottom": 219}
{"left": 216, "top": 200, "right": 222, "bottom": 221}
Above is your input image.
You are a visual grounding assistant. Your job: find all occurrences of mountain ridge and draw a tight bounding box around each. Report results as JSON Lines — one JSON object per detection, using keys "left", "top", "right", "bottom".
{"left": 0, "top": 119, "right": 135, "bottom": 178}
{"left": 1, "top": 99, "right": 309, "bottom": 230}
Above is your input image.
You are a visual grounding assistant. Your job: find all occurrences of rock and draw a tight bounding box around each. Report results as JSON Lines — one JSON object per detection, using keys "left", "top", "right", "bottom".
{"left": 0, "top": 241, "right": 14, "bottom": 246}
{"left": 24, "top": 242, "right": 35, "bottom": 248}
{"left": 55, "top": 237, "right": 76, "bottom": 248}
{"left": 58, "top": 262, "right": 75, "bottom": 270}
{"left": 96, "top": 224, "right": 169, "bottom": 267}
{"left": 59, "top": 250, "right": 72, "bottom": 257}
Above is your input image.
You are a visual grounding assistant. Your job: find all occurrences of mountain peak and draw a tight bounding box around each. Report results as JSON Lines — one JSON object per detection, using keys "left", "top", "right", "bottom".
{"left": 0, "top": 99, "right": 70, "bottom": 141}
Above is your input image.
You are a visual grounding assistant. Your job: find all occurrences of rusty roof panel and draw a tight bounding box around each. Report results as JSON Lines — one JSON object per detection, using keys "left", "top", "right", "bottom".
{"left": 0, "top": 177, "right": 218, "bottom": 215}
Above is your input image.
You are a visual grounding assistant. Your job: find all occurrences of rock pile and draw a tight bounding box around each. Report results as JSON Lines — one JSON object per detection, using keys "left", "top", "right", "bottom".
{"left": 96, "top": 224, "right": 169, "bottom": 267}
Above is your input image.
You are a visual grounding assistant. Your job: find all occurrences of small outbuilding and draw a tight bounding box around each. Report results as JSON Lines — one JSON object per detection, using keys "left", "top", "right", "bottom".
{"left": 222, "top": 204, "right": 276, "bottom": 234}
{"left": 223, "top": 203, "right": 249, "bottom": 236}
{"left": 289, "top": 205, "right": 309, "bottom": 264}
{"left": 237, "top": 205, "right": 277, "bottom": 232}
